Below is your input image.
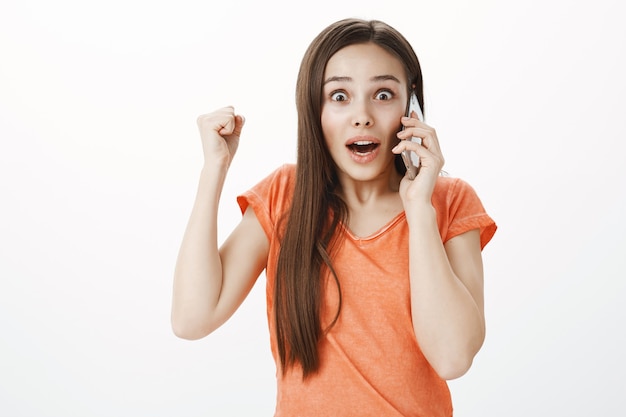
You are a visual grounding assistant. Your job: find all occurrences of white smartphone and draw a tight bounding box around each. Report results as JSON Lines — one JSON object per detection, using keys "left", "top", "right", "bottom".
{"left": 400, "top": 92, "right": 424, "bottom": 180}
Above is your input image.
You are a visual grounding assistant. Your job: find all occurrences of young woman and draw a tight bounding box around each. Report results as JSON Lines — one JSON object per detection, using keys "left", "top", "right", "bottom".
{"left": 172, "top": 18, "right": 496, "bottom": 416}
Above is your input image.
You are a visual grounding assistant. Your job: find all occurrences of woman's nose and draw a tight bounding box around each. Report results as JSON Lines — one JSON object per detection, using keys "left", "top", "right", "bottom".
{"left": 352, "top": 101, "right": 373, "bottom": 127}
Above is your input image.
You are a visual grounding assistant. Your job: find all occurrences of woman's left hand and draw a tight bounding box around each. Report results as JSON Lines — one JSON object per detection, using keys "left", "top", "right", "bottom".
{"left": 392, "top": 111, "right": 445, "bottom": 206}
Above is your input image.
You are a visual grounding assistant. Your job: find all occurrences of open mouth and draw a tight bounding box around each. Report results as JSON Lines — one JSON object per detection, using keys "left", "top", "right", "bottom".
{"left": 347, "top": 141, "right": 380, "bottom": 154}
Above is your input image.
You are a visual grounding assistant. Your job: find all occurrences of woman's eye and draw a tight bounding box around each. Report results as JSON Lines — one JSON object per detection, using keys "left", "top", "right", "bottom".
{"left": 331, "top": 91, "right": 348, "bottom": 102}
{"left": 376, "top": 90, "right": 393, "bottom": 100}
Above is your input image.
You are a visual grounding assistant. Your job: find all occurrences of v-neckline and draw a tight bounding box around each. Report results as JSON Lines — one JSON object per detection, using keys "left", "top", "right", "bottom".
{"left": 339, "top": 211, "right": 406, "bottom": 242}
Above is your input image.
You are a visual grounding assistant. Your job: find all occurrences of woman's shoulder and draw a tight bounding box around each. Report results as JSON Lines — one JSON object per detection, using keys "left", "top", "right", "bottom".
{"left": 263, "top": 163, "right": 296, "bottom": 193}
{"left": 275, "top": 163, "right": 296, "bottom": 179}
{"left": 433, "top": 174, "right": 464, "bottom": 198}
{"left": 433, "top": 174, "right": 480, "bottom": 200}
{"left": 239, "top": 164, "right": 296, "bottom": 212}
{"left": 249, "top": 163, "right": 296, "bottom": 190}
{"left": 431, "top": 174, "right": 489, "bottom": 218}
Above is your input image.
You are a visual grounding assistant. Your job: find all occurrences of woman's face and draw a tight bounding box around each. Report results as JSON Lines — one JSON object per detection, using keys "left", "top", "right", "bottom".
{"left": 321, "top": 42, "right": 408, "bottom": 183}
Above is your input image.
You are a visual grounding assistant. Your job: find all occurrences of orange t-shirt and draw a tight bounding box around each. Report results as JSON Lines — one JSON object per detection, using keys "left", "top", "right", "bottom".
{"left": 237, "top": 164, "right": 496, "bottom": 417}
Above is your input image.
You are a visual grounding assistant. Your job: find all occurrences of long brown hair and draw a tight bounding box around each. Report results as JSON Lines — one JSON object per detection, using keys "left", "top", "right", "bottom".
{"left": 274, "top": 18, "right": 425, "bottom": 378}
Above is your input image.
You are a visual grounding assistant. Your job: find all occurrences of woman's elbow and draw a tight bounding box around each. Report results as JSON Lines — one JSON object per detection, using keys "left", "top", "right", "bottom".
{"left": 429, "top": 340, "right": 483, "bottom": 380}
{"left": 171, "top": 314, "right": 215, "bottom": 340}
{"left": 432, "top": 355, "right": 475, "bottom": 380}
{"left": 434, "top": 328, "right": 485, "bottom": 380}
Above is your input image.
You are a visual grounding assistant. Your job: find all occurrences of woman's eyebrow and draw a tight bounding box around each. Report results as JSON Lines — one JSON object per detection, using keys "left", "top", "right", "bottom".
{"left": 323, "top": 76, "right": 351, "bottom": 85}
{"left": 371, "top": 74, "right": 401, "bottom": 83}
{"left": 323, "top": 74, "right": 401, "bottom": 85}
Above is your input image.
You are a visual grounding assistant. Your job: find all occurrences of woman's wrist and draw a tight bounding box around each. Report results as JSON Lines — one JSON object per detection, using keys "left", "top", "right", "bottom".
{"left": 404, "top": 202, "right": 437, "bottom": 228}
{"left": 200, "top": 161, "right": 228, "bottom": 182}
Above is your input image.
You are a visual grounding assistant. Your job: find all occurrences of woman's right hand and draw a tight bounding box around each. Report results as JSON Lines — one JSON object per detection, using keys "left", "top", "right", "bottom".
{"left": 196, "top": 106, "right": 245, "bottom": 169}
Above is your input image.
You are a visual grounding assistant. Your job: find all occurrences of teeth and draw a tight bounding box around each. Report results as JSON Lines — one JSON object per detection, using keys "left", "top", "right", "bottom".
{"left": 353, "top": 141, "right": 373, "bottom": 145}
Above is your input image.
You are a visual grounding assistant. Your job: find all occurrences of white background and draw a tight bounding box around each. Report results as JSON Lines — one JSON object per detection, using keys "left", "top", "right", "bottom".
{"left": 1, "top": 0, "right": 624, "bottom": 415}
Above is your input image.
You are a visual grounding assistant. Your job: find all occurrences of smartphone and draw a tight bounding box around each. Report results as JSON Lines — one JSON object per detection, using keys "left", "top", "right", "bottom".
{"left": 400, "top": 92, "right": 424, "bottom": 180}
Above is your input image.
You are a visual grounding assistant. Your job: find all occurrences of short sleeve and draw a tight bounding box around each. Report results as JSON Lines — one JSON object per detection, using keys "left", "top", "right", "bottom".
{"left": 236, "top": 164, "right": 296, "bottom": 240}
{"left": 436, "top": 177, "right": 497, "bottom": 249}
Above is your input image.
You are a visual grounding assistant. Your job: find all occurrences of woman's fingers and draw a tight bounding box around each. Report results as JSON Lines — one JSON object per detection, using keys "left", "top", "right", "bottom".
{"left": 196, "top": 107, "right": 245, "bottom": 168}
{"left": 197, "top": 107, "right": 243, "bottom": 138}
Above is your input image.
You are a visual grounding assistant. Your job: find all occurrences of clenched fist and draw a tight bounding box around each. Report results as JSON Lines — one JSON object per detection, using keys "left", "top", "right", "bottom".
{"left": 196, "top": 106, "right": 245, "bottom": 169}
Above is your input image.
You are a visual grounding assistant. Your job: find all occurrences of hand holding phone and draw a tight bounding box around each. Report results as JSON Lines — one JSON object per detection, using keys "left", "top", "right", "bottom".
{"left": 400, "top": 93, "right": 424, "bottom": 180}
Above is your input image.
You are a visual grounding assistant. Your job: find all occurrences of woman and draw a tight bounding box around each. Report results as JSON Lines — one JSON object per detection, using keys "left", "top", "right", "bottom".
{"left": 172, "top": 18, "right": 496, "bottom": 416}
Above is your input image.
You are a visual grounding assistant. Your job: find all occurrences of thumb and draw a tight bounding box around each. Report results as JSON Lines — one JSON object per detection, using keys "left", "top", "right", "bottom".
{"left": 232, "top": 114, "right": 245, "bottom": 137}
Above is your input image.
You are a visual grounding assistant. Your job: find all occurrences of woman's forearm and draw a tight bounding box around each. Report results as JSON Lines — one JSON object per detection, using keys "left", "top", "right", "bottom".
{"left": 407, "top": 205, "right": 485, "bottom": 380}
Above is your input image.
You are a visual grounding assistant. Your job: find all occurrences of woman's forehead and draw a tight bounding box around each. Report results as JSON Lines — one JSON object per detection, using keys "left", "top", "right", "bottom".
{"left": 324, "top": 43, "right": 406, "bottom": 83}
